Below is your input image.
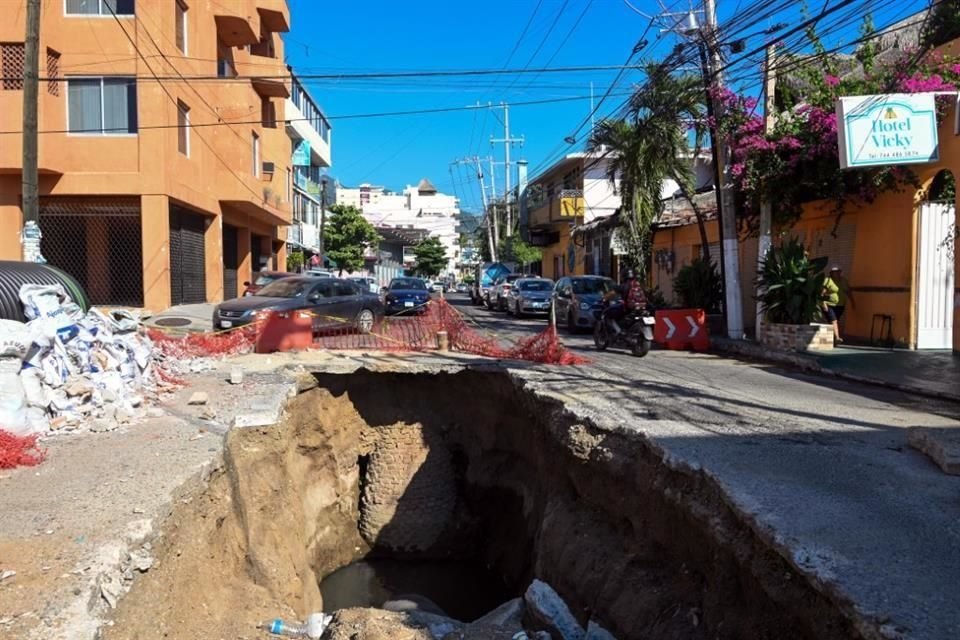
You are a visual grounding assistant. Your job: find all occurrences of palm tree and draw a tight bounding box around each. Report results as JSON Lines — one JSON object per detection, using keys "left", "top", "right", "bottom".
{"left": 589, "top": 64, "right": 709, "bottom": 270}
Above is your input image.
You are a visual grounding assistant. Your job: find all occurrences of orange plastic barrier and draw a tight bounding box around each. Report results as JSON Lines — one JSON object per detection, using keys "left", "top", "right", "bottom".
{"left": 653, "top": 308, "right": 710, "bottom": 351}
{"left": 255, "top": 310, "right": 314, "bottom": 353}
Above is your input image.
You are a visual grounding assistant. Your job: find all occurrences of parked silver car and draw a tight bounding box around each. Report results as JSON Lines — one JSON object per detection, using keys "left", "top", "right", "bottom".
{"left": 488, "top": 273, "right": 524, "bottom": 311}
{"left": 506, "top": 278, "right": 554, "bottom": 317}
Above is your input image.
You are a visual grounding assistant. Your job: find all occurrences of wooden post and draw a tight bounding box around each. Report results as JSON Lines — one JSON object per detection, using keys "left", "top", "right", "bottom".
{"left": 21, "top": 0, "right": 41, "bottom": 249}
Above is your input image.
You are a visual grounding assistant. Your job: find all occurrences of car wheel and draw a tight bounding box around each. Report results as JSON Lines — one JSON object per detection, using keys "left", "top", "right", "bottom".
{"left": 356, "top": 309, "right": 375, "bottom": 334}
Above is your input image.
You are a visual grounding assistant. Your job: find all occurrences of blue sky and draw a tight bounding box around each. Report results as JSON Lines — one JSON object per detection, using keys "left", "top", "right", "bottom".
{"left": 283, "top": 0, "right": 921, "bottom": 214}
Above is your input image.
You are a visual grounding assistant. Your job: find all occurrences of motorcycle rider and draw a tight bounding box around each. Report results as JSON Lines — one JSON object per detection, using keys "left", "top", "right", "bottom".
{"left": 604, "top": 268, "right": 647, "bottom": 334}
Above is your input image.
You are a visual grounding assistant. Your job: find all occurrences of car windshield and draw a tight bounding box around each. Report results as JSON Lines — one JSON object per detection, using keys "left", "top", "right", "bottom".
{"left": 519, "top": 280, "right": 553, "bottom": 292}
{"left": 572, "top": 278, "right": 614, "bottom": 295}
{"left": 390, "top": 278, "right": 427, "bottom": 291}
{"left": 253, "top": 274, "right": 278, "bottom": 286}
{"left": 256, "top": 279, "right": 308, "bottom": 298}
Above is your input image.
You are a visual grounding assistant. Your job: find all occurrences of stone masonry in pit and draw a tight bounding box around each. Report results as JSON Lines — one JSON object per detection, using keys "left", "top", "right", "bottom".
{"left": 359, "top": 422, "right": 457, "bottom": 552}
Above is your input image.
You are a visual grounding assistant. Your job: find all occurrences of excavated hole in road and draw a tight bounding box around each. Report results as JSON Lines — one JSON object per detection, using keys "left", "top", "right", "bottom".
{"left": 104, "top": 370, "right": 860, "bottom": 640}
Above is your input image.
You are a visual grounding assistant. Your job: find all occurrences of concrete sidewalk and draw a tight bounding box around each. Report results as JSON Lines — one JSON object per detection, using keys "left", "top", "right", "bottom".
{"left": 713, "top": 338, "right": 960, "bottom": 402}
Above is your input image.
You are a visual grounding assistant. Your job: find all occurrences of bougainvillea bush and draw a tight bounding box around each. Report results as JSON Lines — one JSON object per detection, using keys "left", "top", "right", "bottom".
{"left": 718, "top": 18, "right": 960, "bottom": 232}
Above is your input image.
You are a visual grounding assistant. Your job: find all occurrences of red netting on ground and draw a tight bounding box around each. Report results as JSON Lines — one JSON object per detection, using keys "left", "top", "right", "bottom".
{"left": 0, "top": 430, "right": 47, "bottom": 470}
{"left": 149, "top": 299, "right": 587, "bottom": 366}
{"left": 314, "top": 298, "right": 588, "bottom": 365}
{"left": 146, "top": 325, "right": 257, "bottom": 359}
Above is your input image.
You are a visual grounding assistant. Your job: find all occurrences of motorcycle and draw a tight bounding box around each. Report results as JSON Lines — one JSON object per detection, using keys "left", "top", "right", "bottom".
{"left": 593, "top": 300, "right": 655, "bottom": 357}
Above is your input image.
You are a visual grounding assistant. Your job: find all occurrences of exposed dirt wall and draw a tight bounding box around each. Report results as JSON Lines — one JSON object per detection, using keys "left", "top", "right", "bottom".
{"left": 104, "top": 370, "right": 863, "bottom": 640}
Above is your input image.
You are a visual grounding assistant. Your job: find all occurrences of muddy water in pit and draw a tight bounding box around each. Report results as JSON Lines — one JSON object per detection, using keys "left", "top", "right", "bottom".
{"left": 319, "top": 558, "right": 512, "bottom": 621}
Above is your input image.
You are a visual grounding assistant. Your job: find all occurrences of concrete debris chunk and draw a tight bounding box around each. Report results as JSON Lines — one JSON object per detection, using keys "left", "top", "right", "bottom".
{"left": 99, "top": 572, "right": 122, "bottom": 609}
{"left": 187, "top": 391, "right": 209, "bottom": 406}
{"left": 524, "top": 580, "right": 585, "bottom": 640}
{"left": 908, "top": 427, "right": 960, "bottom": 475}
{"left": 471, "top": 598, "right": 525, "bottom": 628}
{"left": 585, "top": 620, "right": 617, "bottom": 640}
{"left": 0, "top": 570, "right": 16, "bottom": 582}
{"left": 128, "top": 549, "right": 153, "bottom": 573}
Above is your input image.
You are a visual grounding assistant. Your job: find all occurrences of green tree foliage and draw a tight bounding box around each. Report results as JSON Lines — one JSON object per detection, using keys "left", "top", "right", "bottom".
{"left": 757, "top": 237, "right": 828, "bottom": 324}
{"left": 324, "top": 204, "right": 380, "bottom": 275}
{"left": 413, "top": 236, "right": 448, "bottom": 277}
{"left": 923, "top": 0, "right": 960, "bottom": 48}
{"left": 589, "top": 65, "right": 705, "bottom": 273}
{"left": 503, "top": 236, "right": 542, "bottom": 270}
{"left": 673, "top": 258, "right": 723, "bottom": 313}
{"left": 286, "top": 249, "right": 304, "bottom": 272}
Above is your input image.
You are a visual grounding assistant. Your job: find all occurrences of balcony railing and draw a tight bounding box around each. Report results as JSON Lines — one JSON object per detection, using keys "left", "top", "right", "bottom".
{"left": 527, "top": 189, "right": 584, "bottom": 227}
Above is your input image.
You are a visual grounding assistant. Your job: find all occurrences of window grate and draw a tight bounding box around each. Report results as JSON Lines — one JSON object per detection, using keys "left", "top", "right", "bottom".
{"left": 46, "top": 48, "right": 60, "bottom": 96}
{"left": 1, "top": 43, "right": 24, "bottom": 90}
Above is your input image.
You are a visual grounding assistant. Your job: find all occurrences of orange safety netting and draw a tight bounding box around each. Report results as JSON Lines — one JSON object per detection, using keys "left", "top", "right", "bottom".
{"left": 0, "top": 430, "right": 47, "bottom": 470}
{"left": 149, "top": 299, "right": 587, "bottom": 366}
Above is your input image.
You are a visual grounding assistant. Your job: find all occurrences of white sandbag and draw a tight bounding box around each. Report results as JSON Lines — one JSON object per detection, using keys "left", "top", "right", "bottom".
{"left": 20, "top": 367, "right": 47, "bottom": 408}
{"left": 109, "top": 310, "right": 140, "bottom": 334}
{"left": 0, "top": 319, "right": 31, "bottom": 359}
{"left": 19, "top": 284, "right": 82, "bottom": 341}
{"left": 0, "top": 358, "right": 30, "bottom": 435}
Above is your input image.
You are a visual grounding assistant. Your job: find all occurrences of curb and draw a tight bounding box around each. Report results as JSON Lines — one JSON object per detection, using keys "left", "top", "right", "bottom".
{"left": 710, "top": 339, "right": 960, "bottom": 404}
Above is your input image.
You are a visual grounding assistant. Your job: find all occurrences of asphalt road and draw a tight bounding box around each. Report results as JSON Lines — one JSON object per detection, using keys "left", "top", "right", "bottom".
{"left": 449, "top": 292, "right": 960, "bottom": 639}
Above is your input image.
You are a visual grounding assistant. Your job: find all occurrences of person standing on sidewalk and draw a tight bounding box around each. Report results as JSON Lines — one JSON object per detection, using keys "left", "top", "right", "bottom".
{"left": 823, "top": 266, "right": 853, "bottom": 344}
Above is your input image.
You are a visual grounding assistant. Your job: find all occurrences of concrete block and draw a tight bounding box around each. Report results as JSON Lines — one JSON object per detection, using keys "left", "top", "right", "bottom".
{"left": 524, "top": 579, "right": 585, "bottom": 640}
{"left": 908, "top": 428, "right": 960, "bottom": 475}
{"left": 231, "top": 403, "right": 282, "bottom": 429}
{"left": 187, "top": 391, "right": 208, "bottom": 405}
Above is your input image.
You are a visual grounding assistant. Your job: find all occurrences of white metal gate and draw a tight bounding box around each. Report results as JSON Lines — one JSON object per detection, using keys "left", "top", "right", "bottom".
{"left": 917, "top": 201, "right": 956, "bottom": 349}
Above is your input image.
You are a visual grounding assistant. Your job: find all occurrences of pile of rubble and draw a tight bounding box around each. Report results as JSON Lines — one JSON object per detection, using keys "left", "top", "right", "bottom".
{"left": 0, "top": 284, "right": 172, "bottom": 436}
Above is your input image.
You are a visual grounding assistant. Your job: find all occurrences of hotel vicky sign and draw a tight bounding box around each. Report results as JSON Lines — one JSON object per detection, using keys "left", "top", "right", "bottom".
{"left": 836, "top": 93, "right": 940, "bottom": 169}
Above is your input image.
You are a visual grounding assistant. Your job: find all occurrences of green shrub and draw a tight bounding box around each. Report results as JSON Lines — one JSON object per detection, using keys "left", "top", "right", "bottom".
{"left": 672, "top": 258, "right": 723, "bottom": 313}
{"left": 757, "top": 237, "right": 827, "bottom": 324}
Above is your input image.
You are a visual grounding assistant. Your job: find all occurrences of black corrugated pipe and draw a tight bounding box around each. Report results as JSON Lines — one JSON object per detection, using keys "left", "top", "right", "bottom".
{"left": 0, "top": 261, "right": 90, "bottom": 322}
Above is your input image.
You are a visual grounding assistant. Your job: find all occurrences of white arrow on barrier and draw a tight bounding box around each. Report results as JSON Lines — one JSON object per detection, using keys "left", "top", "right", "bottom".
{"left": 663, "top": 317, "right": 676, "bottom": 339}
{"left": 686, "top": 315, "right": 699, "bottom": 338}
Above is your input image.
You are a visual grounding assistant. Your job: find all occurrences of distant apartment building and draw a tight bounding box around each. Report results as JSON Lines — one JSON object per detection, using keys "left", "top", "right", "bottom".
{"left": 0, "top": 0, "right": 294, "bottom": 310}
{"left": 339, "top": 179, "right": 462, "bottom": 276}
{"left": 286, "top": 71, "right": 333, "bottom": 257}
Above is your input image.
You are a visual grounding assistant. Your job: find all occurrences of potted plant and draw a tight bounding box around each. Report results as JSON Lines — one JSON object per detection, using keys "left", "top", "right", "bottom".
{"left": 673, "top": 258, "right": 723, "bottom": 333}
{"left": 756, "top": 237, "right": 832, "bottom": 352}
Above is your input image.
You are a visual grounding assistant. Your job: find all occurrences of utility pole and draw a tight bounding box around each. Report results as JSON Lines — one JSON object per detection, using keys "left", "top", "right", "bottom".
{"left": 21, "top": 0, "right": 41, "bottom": 262}
{"left": 319, "top": 180, "right": 327, "bottom": 267}
{"left": 756, "top": 44, "right": 778, "bottom": 340}
{"left": 703, "top": 0, "right": 745, "bottom": 340}
{"left": 490, "top": 103, "right": 523, "bottom": 238}
{"left": 474, "top": 156, "right": 497, "bottom": 262}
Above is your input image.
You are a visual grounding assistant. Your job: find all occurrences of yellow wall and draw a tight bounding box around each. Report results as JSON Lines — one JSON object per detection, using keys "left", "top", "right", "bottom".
{"left": 0, "top": 0, "right": 292, "bottom": 310}
{"left": 650, "top": 97, "right": 959, "bottom": 351}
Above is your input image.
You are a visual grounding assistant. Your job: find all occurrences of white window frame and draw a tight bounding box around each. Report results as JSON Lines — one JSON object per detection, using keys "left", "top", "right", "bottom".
{"left": 177, "top": 100, "right": 190, "bottom": 157}
{"left": 252, "top": 132, "right": 261, "bottom": 177}
{"left": 175, "top": 0, "right": 188, "bottom": 55}
{"left": 65, "top": 76, "right": 138, "bottom": 137}
{"left": 64, "top": 0, "right": 135, "bottom": 18}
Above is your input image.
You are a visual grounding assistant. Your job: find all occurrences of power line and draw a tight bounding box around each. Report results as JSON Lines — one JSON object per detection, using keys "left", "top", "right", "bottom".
{"left": 2, "top": 64, "right": 649, "bottom": 84}
{"left": 0, "top": 91, "right": 632, "bottom": 135}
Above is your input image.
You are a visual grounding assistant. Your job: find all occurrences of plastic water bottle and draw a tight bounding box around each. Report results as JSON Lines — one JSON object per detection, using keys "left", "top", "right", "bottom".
{"left": 260, "top": 613, "right": 331, "bottom": 638}
{"left": 260, "top": 618, "right": 307, "bottom": 637}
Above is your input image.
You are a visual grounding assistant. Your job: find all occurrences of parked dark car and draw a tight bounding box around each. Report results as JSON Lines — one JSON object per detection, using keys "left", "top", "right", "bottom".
{"left": 506, "top": 278, "right": 554, "bottom": 317}
{"left": 214, "top": 276, "right": 383, "bottom": 334}
{"left": 242, "top": 270, "right": 295, "bottom": 296}
{"left": 384, "top": 277, "right": 431, "bottom": 316}
{"left": 553, "top": 276, "right": 616, "bottom": 331}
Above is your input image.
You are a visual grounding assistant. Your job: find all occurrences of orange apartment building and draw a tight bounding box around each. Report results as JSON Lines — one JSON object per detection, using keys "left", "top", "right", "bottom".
{"left": 0, "top": 0, "right": 296, "bottom": 310}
